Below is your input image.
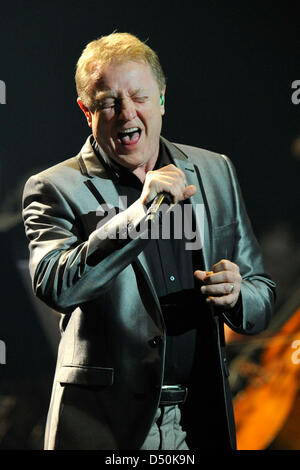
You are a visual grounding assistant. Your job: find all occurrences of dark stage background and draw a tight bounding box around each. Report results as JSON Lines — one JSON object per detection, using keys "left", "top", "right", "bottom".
{"left": 0, "top": 0, "right": 299, "bottom": 450}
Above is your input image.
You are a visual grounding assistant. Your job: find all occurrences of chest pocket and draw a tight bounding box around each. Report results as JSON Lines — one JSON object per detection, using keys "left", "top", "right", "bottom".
{"left": 212, "top": 222, "right": 236, "bottom": 262}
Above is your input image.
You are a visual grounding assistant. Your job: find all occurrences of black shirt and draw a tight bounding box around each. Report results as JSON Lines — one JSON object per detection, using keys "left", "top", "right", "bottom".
{"left": 93, "top": 139, "right": 204, "bottom": 385}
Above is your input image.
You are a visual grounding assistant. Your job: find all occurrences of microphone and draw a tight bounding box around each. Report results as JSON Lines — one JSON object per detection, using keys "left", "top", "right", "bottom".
{"left": 145, "top": 191, "right": 173, "bottom": 222}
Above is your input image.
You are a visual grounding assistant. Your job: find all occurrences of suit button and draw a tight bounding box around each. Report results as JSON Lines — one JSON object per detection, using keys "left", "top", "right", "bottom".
{"left": 149, "top": 336, "right": 163, "bottom": 348}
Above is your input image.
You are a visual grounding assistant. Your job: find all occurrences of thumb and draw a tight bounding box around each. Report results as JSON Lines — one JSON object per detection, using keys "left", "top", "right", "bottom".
{"left": 194, "top": 270, "right": 207, "bottom": 282}
{"left": 183, "top": 185, "right": 197, "bottom": 199}
{"left": 194, "top": 270, "right": 214, "bottom": 282}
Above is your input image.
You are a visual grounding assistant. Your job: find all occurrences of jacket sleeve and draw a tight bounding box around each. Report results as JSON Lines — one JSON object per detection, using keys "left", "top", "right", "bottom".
{"left": 220, "top": 155, "right": 276, "bottom": 335}
{"left": 22, "top": 173, "right": 150, "bottom": 313}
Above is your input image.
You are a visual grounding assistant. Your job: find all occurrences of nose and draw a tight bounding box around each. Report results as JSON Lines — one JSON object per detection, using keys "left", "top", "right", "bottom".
{"left": 118, "top": 97, "right": 137, "bottom": 121}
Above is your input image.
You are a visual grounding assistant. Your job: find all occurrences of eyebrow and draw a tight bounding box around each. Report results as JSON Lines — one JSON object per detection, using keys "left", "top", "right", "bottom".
{"left": 95, "top": 88, "right": 147, "bottom": 101}
{"left": 95, "top": 90, "right": 117, "bottom": 100}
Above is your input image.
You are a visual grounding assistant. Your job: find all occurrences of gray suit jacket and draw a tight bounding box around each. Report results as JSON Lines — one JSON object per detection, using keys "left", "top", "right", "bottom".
{"left": 22, "top": 135, "right": 275, "bottom": 449}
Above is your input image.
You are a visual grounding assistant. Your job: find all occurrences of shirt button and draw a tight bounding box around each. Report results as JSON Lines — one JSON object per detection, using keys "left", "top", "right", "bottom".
{"left": 169, "top": 275, "right": 175, "bottom": 282}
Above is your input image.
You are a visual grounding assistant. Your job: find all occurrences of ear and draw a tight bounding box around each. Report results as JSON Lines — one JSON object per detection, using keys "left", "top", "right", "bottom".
{"left": 77, "top": 98, "right": 93, "bottom": 127}
{"left": 160, "top": 85, "right": 166, "bottom": 116}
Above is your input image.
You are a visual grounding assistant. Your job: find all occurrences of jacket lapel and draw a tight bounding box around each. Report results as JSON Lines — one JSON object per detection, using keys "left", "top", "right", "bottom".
{"left": 78, "top": 136, "right": 126, "bottom": 210}
{"left": 161, "top": 137, "right": 212, "bottom": 271}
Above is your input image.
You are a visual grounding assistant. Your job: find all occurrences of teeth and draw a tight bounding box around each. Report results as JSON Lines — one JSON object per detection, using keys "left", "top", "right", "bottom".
{"left": 120, "top": 127, "right": 139, "bottom": 134}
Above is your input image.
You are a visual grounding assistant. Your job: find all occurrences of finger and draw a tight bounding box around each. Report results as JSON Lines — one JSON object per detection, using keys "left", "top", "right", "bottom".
{"left": 206, "top": 293, "right": 237, "bottom": 307}
{"left": 201, "top": 282, "right": 236, "bottom": 296}
{"left": 157, "top": 163, "right": 180, "bottom": 173}
{"left": 155, "top": 178, "right": 186, "bottom": 202}
{"left": 212, "top": 259, "right": 240, "bottom": 273}
{"left": 183, "top": 185, "right": 197, "bottom": 199}
{"left": 147, "top": 174, "right": 183, "bottom": 202}
{"left": 203, "top": 270, "right": 237, "bottom": 285}
{"left": 194, "top": 270, "right": 213, "bottom": 282}
{"left": 157, "top": 164, "right": 186, "bottom": 182}
{"left": 157, "top": 166, "right": 187, "bottom": 189}
{"left": 150, "top": 166, "right": 188, "bottom": 202}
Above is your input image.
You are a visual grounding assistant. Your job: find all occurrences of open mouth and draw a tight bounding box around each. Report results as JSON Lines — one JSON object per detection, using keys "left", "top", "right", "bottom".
{"left": 117, "top": 127, "right": 142, "bottom": 146}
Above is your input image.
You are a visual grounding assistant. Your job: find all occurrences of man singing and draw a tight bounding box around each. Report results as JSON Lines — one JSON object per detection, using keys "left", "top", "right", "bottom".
{"left": 22, "top": 32, "right": 275, "bottom": 450}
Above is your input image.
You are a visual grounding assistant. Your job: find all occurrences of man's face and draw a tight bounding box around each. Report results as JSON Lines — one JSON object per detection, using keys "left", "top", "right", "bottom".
{"left": 79, "top": 61, "right": 165, "bottom": 170}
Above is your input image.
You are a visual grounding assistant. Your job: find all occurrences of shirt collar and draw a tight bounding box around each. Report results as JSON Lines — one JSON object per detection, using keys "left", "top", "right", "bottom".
{"left": 91, "top": 137, "right": 173, "bottom": 183}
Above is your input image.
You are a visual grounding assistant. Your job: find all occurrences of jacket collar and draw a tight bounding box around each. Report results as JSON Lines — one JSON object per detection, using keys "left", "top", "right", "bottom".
{"left": 78, "top": 135, "right": 109, "bottom": 179}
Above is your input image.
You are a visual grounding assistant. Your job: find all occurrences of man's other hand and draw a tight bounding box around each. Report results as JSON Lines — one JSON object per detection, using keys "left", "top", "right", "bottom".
{"left": 194, "top": 259, "right": 242, "bottom": 309}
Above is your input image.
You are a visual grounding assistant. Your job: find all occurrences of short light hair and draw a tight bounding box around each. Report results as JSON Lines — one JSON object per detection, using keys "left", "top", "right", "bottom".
{"left": 75, "top": 32, "right": 166, "bottom": 111}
